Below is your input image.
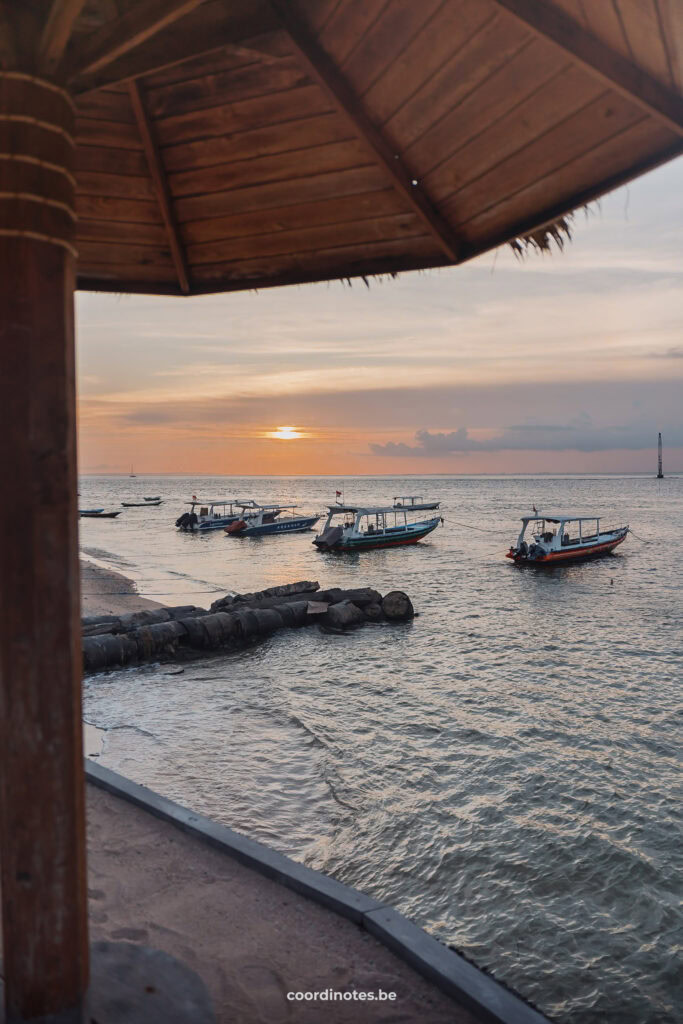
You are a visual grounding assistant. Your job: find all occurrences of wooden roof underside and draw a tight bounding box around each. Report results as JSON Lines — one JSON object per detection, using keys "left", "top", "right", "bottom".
{"left": 6, "top": 0, "right": 683, "bottom": 295}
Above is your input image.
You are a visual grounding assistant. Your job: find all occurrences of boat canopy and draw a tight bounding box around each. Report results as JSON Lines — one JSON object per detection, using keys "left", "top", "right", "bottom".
{"left": 521, "top": 513, "right": 601, "bottom": 522}
{"left": 326, "top": 504, "right": 413, "bottom": 515}
{"left": 185, "top": 498, "right": 238, "bottom": 506}
{"left": 245, "top": 503, "right": 298, "bottom": 510}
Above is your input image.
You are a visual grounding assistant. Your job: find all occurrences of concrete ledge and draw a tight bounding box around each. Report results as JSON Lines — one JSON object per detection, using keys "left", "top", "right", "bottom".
{"left": 364, "top": 907, "right": 550, "bottom": 1024}
{"left": 85, "top": 761, "right": 551, "bottom": 1024}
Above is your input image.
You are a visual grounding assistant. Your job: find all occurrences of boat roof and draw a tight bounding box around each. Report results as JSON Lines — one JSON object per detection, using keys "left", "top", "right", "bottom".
{"left": 327, "top": 504, "right": 431, "bottom": 515}
{"left": 247, "top": 503, "right": 298, "bottom": 510}
{"left": 186, "top": 498, "right": 242, "bottom": 505}
{"left": 521, "top": 513, "right": 602, "bottom": 522}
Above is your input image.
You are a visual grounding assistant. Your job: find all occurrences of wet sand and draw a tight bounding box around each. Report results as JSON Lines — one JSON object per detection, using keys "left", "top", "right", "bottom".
{"left": 80, "top": 558, "right": 163, "bottom": 617}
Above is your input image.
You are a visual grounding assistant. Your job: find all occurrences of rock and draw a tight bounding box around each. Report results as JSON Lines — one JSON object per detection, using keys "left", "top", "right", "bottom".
{"left": 381, "top": 591, "right": 414, "bottom": 621}
{"left": 210, "top": 580, "right": 319, "bottom": 612}
{"left": 363, "top": 602, "right": 384, "bottom": 622}
{"left": 323, "top": 601, "right": 365, "bottom": 629}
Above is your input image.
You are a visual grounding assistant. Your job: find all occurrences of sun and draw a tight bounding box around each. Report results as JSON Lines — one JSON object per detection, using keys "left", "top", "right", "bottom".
{"left": 269, "top": 425, "right": 303, "bottom": 440}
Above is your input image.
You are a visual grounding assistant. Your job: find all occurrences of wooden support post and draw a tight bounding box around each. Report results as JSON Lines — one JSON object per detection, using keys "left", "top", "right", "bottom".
{"left": 0, "top": 71, "right": 88, "bottom": 1022}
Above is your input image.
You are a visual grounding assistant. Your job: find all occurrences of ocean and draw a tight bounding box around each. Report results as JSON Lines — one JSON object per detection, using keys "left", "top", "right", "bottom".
{"left": 79, "top": 473, "right": 682, "bottom": 1024}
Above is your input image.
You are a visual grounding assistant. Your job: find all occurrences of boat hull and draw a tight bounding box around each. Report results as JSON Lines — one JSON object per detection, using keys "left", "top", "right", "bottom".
{"left": 232, "top": 515, "right": 320, "bottom": 536}
{"left": 315, "top": 518, "right": 440, "bottom": 551}
{"left": 507, "top": 530, "right": 628, "bottom": 564}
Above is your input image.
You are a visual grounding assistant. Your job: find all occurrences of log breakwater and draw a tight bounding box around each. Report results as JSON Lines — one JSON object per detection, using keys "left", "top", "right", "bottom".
{"left": 82, "top": 581, "right": 415, "bottom": 673}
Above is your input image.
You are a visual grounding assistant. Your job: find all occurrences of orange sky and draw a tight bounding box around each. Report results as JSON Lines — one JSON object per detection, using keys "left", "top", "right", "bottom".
{"left": 76, "top": 159, "right": 683, "bottom": 476}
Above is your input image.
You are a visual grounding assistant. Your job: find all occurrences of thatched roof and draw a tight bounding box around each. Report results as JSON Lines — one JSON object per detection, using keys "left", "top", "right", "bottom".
{"left": 3, "top": 0, "right": 682, "bottom": 295}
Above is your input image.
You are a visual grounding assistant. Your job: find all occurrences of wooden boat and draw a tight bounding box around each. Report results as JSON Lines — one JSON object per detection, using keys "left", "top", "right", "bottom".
{"left": 78, "top": 508, "right": 103, "bottom": 515}
{"left": 144, "top": 495, "right": 161, "bottom": 501}
{"left": 506, "top": 513, "right": 629, "bottom": 565}
{"left": 175, "top": 498, "right": 278, "bottom": 532}
{"left": 122, "top": 500, "right": 161, "bottom": 507}
{"left": 79, "top": 509, "right": 121, "bottom": 518}
{"left": 392, "top": 495, "right": 440, "bottom": 511}
{"left": 314, "top": 504, "right": 442, "bottom": 551}
{"left": 226, "top": 504, "right": 319, "bottom": 537}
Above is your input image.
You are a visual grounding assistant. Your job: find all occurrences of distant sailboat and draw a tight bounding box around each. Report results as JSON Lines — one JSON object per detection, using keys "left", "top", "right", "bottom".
{"left": 129, "top": 464, "right": 136, "bottom": 478}
{"left": 657, "top": 433, "right": 664, "bottom": 479}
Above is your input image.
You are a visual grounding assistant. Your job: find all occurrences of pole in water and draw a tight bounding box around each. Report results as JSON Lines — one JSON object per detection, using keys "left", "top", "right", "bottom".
{"left": 657, "top": 432, "right": 664, "bottom": 479}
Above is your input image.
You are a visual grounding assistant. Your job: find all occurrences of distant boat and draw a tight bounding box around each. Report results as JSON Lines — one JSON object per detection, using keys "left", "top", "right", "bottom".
{"left": 144, "top": 495, "right": 161, "bottom": 501}
{"left": 129, "top": 464, "right": 136, "bottom": 478}
{"left": 314, "top": 503, "right": 442, "bottom": 551}
{"left": 78, "top": 508, "right": 104, "bottom": 515}
{"left": 393, "top": 495, "right": 440, "bottom": 511}
{"left": 122, "top": 500, "right": 161, "bottom": 507}
{"left": 506, "top": 512, "right": 628, "bottom": 564}
{"left": 226, "top": 504, "right": 319, "bottom": 536}
{"left": 79, "top": 509, "right": 121, "bottom": 518}
{"left": 657, "top": 433, "right": 664, "bottom": 479}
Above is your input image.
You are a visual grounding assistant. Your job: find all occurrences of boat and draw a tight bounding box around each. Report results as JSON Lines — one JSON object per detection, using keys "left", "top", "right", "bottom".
{"left": 226, "top": 504, "right": 319, "bottom": 537}
{"left": 175, "top": 498, "right": 276, "bottom": 532}
{"left": 78, "top": 508, "right": 104, "bottom": 515}
{"left": 79, "top": 509, "right": 121, "bottom": 518}
{"left": 129, "top": 464, "right": 136, "bottom": 478}
{"left": 122, "top": 500, "right": 162, "bottom": 507}
{"left": 392, "top": 495, "right": 440, "bottom": 511}
{"left": 506, "top": 513, "right": 629, "bottom": 564}
{"left": 313, "top": 504, "right": 442, "bottom": 551}
{"left": 144, "top": 495, "right": 161, "bottom": 501}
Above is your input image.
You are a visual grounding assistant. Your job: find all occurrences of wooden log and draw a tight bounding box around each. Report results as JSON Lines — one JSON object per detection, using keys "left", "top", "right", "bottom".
{"left": 0, "top": 71, "right": 88, "bottom": 1021}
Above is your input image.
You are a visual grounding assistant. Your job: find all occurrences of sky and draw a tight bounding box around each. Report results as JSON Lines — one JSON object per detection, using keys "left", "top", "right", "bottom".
{"left": 76, "top": 156, "right": 683, "bottom": 476}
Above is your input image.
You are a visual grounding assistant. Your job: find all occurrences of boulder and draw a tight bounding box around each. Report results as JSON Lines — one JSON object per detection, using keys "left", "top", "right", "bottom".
{"left": 381, "top": 591, "right": 414, "bottom": 621}
{"left": 363, "top": 602, "right": 384, "bottom": 622}
{"left": 323, "top": 601, "right": 365, "bottom": 629}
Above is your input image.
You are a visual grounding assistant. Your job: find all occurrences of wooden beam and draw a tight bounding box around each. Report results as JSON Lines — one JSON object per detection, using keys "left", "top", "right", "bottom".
{"left": 266, "top": 0, "right": 461, "bottom": 262}
{"left": 0, "top": 4, "right": 17, "bottom": 67}
{"left": 70, "top": 5, "right": 277, "bottom": 95}
{"left": 64, "top": 0, "right": 204, "bottom": 81}
{"left": 489, "top": 0, "right": 683, "bottom": 136}
{"left": 129, "top": 79, "right": 190, "bottom": 294}
{"left": 38, "top": 0, "right": 88, "bottom": 73}
{"left": 68, "top": 4, "right": 274, "bottom": 94}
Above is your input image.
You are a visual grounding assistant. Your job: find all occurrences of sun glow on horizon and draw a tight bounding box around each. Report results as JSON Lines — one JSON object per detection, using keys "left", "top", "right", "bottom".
{"left": 268, "top": 425, "right": 304, "bottom": 440}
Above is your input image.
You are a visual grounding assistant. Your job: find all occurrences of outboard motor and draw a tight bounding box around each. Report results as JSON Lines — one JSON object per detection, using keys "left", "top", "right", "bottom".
{"left": 175, "top": 511, "right": 190, "bottom": 529}
{"left": 313, "top": 525, "right": 343, "bottom": 550}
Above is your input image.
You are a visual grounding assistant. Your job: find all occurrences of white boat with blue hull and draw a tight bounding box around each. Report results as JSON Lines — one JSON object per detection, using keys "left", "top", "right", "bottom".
{"left": 226, "top": 505, "right": 320, "bottom": 537}
{"left": 175, "top": 498, "right": 273, "bottom": 532}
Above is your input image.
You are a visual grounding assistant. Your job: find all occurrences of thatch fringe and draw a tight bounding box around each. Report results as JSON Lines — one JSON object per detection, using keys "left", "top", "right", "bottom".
{"left": 509, "top": 214, "right": 574, "bottom": 258}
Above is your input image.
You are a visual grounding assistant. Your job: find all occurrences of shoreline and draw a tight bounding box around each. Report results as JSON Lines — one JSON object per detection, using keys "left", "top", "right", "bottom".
{"left": 80, "top": 557, "right": 161, "bottom": 759}
{"left": 80, "top": 557, "right": 162, "bottom": 617}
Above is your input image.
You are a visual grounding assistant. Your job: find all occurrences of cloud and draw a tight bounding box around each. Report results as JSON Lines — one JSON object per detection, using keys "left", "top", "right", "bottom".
{"left": 370, "top": 418, "right": 683, "bottom": 456}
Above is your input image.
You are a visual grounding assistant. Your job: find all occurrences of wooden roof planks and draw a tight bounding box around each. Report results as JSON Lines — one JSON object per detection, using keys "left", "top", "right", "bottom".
{"left": 5, "top": 0, "right": 682, "bottom": 295}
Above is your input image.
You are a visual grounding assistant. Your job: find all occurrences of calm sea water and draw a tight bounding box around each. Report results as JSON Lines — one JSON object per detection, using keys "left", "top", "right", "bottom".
{"left": 79, "top": 474, "right": 682, "bottom": 1024}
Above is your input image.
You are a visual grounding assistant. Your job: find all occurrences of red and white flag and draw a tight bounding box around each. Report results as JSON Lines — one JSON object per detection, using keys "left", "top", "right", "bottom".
{"left": 336, "top": 490, "right": 342, "bottom": 497}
